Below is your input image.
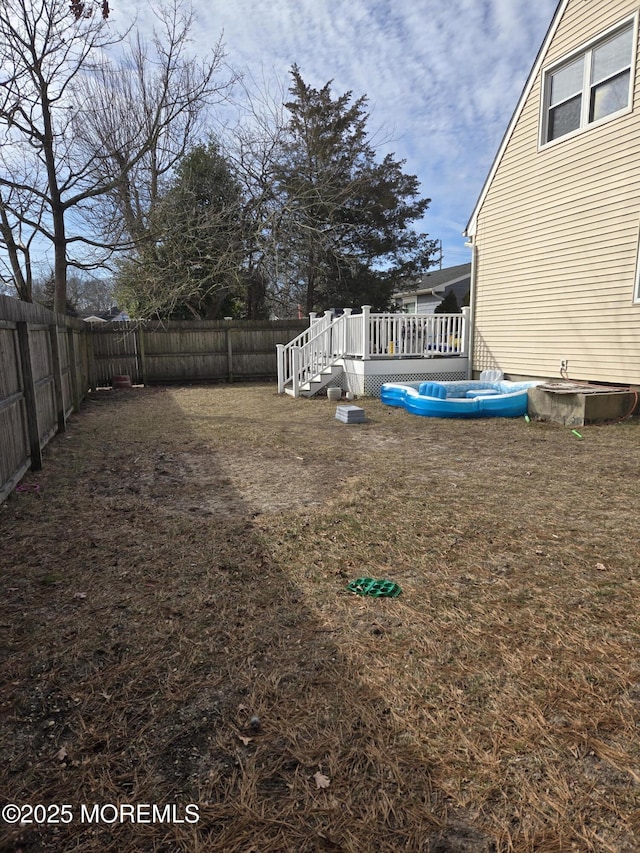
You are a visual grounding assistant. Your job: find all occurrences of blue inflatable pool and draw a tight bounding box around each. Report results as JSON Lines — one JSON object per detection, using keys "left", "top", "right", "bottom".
{"left": 380, "top": 379, "right": 540, "bottom": 419}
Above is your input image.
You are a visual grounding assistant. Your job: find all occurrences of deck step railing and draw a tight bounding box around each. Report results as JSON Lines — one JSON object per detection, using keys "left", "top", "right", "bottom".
{"left": 277, "top": 306, "right": 470, "bottom": 396}
{"left": 277, "top": 311, "right": 344, "bottom": 395}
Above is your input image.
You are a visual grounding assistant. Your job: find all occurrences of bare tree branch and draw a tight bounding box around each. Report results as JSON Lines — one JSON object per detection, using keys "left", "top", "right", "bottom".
{"left": 76, "top": 0, "right": 235, "bottom": 247}
{"left": 0, "top": 0, "right": 233, "bottom": 313}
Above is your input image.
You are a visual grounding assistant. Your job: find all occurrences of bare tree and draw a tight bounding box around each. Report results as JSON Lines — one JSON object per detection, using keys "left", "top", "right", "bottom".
{"left": 32, "top": 268, "right": 115, "bottom": 314}
{"left": 0, "top": 185, "right": 39, "bottom": 301}
{"left": 75, "top": 1, "right": 234, "bottom": 251}
{"left": 112, "top": 71, "right": 289, "bottom": 321}
{"left": 0, "top": 0, "right": 121, "bottom": 310}
{"left": 216, "top": 72, "right": 295, "bottom": 317}
{"left": 0, "top": 0, "right": 231, "bottom": 313}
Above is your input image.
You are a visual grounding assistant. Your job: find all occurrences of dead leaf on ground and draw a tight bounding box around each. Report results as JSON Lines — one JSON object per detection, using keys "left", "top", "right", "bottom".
{"left": 313, "top": 771, "right": 330, "bottom": 789}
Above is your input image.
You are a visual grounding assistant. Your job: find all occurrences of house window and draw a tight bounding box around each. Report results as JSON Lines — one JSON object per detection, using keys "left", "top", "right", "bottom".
{"left": 543, "top": 21, "right": 635, "bottom": 144}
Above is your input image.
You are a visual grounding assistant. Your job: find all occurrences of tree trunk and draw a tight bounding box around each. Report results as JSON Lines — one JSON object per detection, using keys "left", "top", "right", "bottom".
{"left": 53, "top": 205, "right": 67, "bottom": 315}
{"left": 0, "top": 202, "right": 32, "bottom": 301}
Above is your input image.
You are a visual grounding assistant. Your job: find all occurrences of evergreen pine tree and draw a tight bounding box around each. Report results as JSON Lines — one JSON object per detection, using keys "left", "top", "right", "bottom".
{"left": 275, "top": 66, "right": 437, "bottom": 313}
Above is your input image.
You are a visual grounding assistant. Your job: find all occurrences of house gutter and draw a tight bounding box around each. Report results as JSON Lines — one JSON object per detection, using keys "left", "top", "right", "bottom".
{"left": 463, "top": 236, "right": 477, "bottom": 380}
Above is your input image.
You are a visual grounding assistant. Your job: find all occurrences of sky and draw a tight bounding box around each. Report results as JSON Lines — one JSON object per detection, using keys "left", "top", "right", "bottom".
{"left": 113, "top": 0, "right": 560, "bottom": 270}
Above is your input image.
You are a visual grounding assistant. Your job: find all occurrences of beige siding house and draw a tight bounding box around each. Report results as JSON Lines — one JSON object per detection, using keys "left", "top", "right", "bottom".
{"left": 465, "top": 0, "right": 640, "bottom": 387}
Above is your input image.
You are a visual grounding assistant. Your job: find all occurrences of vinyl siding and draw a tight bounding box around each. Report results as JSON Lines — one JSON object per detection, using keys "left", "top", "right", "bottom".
{"left": 473, "top": 0, "right": 640, "bottom": 384}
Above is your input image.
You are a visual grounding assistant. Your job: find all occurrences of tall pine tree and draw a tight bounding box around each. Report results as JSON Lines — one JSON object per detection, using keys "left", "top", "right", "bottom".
{"left": 275, "top": 66, "right": 437, "bottom": 313}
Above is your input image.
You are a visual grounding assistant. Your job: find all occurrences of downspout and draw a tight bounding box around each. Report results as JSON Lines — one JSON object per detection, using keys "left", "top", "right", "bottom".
{"left": 464, "top": 236, "right": 478, "bottom": 380}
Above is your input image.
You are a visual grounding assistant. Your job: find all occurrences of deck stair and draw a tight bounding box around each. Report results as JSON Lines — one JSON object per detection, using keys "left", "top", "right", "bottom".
{"left": 278, "top": 310, "right": 346, "bottom": 398}
{"left": 283, "top": 363, "right": 343, "bottom": 397}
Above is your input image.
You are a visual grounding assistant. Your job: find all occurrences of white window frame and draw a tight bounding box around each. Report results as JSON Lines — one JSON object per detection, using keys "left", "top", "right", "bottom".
{"left": 540, "top": 15, "right": 638, "bottom": 148}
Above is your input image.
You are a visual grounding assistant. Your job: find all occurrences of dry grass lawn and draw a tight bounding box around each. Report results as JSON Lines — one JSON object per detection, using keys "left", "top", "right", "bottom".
{"left": 1, "top": 383, "right": 639, "bottom": 852}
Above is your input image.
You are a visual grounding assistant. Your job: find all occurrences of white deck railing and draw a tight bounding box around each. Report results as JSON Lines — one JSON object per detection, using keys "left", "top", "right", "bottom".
{"left": 366, "top": 310, "right": 467, "bottom": 357}
{"left": 277, "top": 305, "right": 470, "bottom": 395}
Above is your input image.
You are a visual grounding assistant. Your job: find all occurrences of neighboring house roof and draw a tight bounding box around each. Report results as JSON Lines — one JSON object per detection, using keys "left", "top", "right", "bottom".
{"left": 110, "top": 310, "right": 130, "bottom": 322}
{"left": 465, "top": 0, "right": 566, "bottom": 237}
{"left": 81, "top": 307, "right": 130, "bottom": 323}
{"left": 394, "top": 263, "right": 471, "bottom": 299}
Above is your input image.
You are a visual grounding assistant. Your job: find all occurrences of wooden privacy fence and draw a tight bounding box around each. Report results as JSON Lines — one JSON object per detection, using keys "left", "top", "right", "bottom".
{"left": 0, "top": 295, "right": 306, "bottom": 501}
{"left": 0, "top": 295, "right": 90, "bottom": 502}
{"left": 90, "top": 319, "right": 307, "bottom": 387}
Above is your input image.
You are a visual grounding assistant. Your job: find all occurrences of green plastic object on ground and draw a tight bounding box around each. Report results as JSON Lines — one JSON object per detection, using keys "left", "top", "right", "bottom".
{"left": 346, "top": 577, "right": 402, "bottom": 598}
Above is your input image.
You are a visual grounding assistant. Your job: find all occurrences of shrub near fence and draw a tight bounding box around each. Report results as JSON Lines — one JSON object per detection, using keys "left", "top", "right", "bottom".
{"left": 0, "top": 294, "right": 307, "bottom": 501}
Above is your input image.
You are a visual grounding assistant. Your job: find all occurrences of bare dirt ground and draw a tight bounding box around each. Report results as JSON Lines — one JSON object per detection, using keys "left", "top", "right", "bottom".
{"left": 1, "top": 383, "right": 639, "bottom": 852}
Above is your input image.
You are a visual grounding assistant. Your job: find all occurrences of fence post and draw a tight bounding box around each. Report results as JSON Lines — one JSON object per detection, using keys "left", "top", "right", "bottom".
{"left": 226, "top": 325, "right": 234, "bottom": 383}
{"left": 67, "top": 328, "right": 81, "bottom": 413}
{"left": 48, "top": 324, "right": 66, "bottom": 433}
{"left": 361, "top": 305, "right": 371, "bottom": 360}
{"left": 16, "top": 321, "right": 43, "bottom": 472}
{"left": 137, "top": 324, "right": 148, "bottom": 386}
{"left": 79, "top": 326, "right": 90, "bottom": 394}
{"left": 86, "top": 328, "right": 97, "bottom": 392}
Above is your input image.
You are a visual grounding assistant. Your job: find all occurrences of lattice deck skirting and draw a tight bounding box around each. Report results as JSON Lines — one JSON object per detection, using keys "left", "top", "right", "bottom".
{"left": 340, "top": 368, "right": 468, "bottom": 397}
{"left": 364, "top": 370, "right": 467, "bottom": 397}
